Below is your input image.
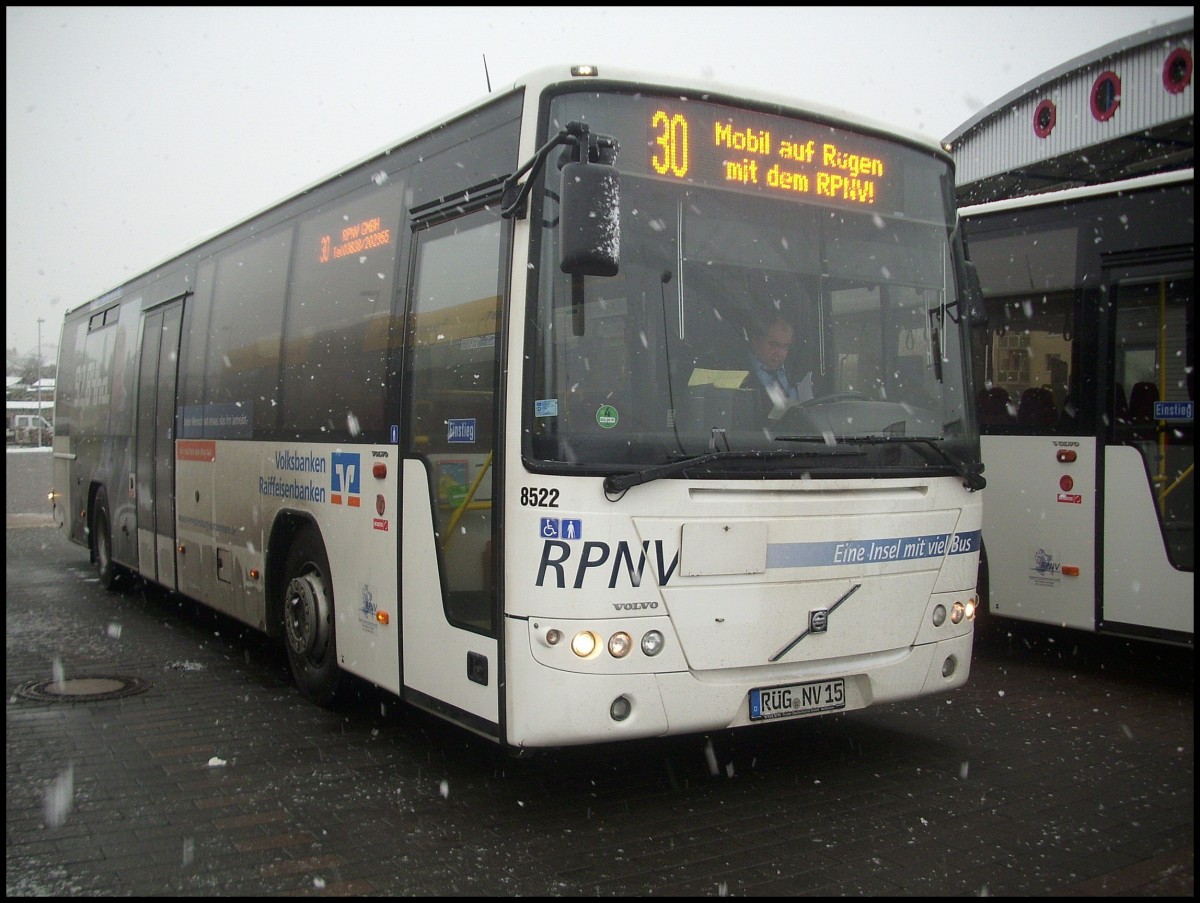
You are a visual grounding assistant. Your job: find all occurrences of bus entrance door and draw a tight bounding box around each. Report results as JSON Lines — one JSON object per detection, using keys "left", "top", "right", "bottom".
{"left": 135, "top": 300, "right": 184, "bottom": 589}
{"left": 399, "top": 208, "right": 503, "bottom": 737}
{"left": 1102, "top": 269, "right": 1194, "bottom": 636}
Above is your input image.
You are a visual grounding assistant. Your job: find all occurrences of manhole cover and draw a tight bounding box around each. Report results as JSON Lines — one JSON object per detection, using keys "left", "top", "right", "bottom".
{"left": 15, "top": 675, "right": 152, "bottom": 703}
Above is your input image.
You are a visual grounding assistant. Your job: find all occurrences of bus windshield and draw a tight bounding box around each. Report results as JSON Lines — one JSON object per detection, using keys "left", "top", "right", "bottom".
{"left": 527, "top": 89, "right": 973, "bottom": 473}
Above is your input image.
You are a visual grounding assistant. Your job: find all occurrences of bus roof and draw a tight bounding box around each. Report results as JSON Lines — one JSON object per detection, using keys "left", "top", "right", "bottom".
{"left": 68, "top": 63, "right": 951, "bottom": 319}
{"left": 959, "top": 167, "right": 1194, "bottom": 219}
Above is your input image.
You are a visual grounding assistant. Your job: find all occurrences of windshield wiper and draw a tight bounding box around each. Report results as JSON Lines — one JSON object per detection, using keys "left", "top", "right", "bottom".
{"left": 833, "top": 436, "right": 986, "bottom": 492}
{"left": 603, "top": 447, "right": 861, "bottom": 496}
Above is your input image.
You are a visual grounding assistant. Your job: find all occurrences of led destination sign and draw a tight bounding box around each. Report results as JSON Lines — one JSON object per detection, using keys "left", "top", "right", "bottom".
{"left": 644, "top": 102, "right": 896, "bottom": 207}
{"left": 318, "top": 214, "right": 393, "bottom": 264}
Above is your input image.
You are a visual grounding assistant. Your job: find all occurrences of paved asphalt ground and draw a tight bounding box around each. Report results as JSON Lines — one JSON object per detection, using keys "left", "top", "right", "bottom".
{"left": 6, "top": 448, "right": 1194, "bottom": 896}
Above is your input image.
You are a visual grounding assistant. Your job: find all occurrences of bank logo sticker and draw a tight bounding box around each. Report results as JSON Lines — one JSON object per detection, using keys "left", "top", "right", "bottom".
{"left": 331, "top": 452, "right": 361, "bottom": 507}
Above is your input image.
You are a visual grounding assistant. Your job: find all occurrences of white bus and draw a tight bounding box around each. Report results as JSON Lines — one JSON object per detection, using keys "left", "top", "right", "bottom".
{"left": 53, "top": 65, "right": 984, "bottom": 749}
{"left": 962, "top": 169, "right": 1193, "bottom": 646}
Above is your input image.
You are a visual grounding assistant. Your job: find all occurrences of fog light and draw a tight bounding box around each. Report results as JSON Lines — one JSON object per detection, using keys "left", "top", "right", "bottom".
{"left": 608, "top": 631, "right": 632, "bottom": 658}
{"left": 932, "top": 604, "right": 947, "bottom": 627}
{"left": 950, "top": 601, "right": 966, "bottom": 624}
{"left": 942, "top": 655, "right": 958, "bottom": 678}
{"left": 610, "top": 695, "right": 631, "bottom": 721}
{"left": 640, "top": 630, "right": 665, "bottom": 656}
{"left": 965, "top": 598, "right": 978, "bottom": 620}
{"left": 571, "top": 631, "right": 599, "bottom": 657}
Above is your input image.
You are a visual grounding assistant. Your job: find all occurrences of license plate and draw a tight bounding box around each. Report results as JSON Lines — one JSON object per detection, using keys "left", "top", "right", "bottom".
{"left": 749, "top": 678, "right": 846, "bottom": 721}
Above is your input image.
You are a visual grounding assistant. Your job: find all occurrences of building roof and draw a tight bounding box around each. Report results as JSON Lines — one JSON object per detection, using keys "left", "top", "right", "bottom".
{"left": 944, "top": 16, "right": 1193, "bottom": 204}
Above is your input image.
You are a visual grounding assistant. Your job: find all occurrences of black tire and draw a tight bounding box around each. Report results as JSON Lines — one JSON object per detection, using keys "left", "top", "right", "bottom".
{"left": 281, "top": 526, "right": 342, "bottom": 707}
{"left": 973, "top": 543, "right": 990, "bottom": 635}
{"left": 92, "top": 490, "right": 121, "bottom": 591}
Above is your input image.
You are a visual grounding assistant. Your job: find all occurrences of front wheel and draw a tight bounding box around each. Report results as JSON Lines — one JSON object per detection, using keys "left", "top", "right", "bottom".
{"left": 281, "top": 526, "right": 342, "bottom": 707}
{"left": 973, "top": 542, "right": 991, "bottom": 635}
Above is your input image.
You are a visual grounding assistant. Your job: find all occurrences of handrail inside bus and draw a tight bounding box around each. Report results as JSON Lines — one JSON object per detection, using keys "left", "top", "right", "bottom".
{"left": 441, "top": 452, "right": 494, "bottom": 549}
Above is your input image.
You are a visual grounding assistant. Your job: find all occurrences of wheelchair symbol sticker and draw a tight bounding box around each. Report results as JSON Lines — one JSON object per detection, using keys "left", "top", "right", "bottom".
{"left": 540, "top": 518, "right": 582, "bottom": 540}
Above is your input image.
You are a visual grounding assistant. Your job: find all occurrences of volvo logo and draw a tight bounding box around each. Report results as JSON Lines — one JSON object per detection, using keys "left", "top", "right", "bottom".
{"left": 770, "top": 584, "right": 861, "bottom": 663}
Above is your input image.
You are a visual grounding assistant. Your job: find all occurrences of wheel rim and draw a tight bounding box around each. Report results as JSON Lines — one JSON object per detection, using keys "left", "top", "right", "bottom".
{"left": 284, "top": 572, "right": 330, "bottom": 662}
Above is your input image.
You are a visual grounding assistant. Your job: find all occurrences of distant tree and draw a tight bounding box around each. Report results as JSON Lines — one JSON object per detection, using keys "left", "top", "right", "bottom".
{"left": 16, "top": 350, "right": 55, "bottom": 385}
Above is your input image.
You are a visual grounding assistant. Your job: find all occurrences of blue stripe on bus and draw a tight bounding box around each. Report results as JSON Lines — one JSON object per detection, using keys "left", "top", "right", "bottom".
{"left": 767, "top": 530, "right": 981, "bottom": 569}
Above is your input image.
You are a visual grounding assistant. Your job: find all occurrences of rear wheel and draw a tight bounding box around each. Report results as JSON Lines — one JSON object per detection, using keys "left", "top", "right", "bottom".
{"left": 281, "top": 526, "right": 342, "bottom": 707}
{"left": 92, "top": 490, "right": 121, "bottom": 591}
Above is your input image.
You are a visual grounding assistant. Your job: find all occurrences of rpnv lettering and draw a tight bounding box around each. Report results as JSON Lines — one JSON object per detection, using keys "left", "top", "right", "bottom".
{"left": 536, "top": 539, "right": 680, "bottom": 589}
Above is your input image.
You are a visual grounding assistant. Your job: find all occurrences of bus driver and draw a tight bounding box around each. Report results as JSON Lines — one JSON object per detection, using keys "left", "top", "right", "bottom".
{"left": 743, "top": 314, "right": 813, "bottom": 418}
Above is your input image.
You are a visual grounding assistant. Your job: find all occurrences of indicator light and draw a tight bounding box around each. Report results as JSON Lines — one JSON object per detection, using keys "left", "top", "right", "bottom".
{"left": 641, "top": 630, "right": 665, "bottom": 656}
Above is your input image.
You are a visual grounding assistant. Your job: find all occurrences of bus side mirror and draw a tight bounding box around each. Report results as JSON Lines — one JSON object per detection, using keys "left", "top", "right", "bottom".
{"left": 963, "top": 260, "right": 988, "bottom": 329}
{"left": 559, "top": 161, "right": 620, "bottom": 277}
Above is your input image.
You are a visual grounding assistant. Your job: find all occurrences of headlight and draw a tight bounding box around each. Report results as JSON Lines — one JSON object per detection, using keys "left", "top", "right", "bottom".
{"left": 571, "top": 631, "right": 600, "bottom": 657}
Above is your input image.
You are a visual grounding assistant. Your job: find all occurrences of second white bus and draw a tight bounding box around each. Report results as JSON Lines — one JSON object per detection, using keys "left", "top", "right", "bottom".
{"left": 963, "top": 170, "right": 1193, "bottom": 646}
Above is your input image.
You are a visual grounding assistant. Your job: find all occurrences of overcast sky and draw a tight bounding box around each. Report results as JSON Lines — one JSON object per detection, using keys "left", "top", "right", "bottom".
{"left": 5, "top": 5, "right": 1192, "bottom": 360}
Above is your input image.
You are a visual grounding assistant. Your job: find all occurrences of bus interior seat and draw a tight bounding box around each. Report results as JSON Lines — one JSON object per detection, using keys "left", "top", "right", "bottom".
{"left": 977, "top": 386, "right": 1014, "bottom": 426}
{"left": 1017, "top": 386, "right": 1057, "bottom": 428}
{"left": 1128, "top": 381, "right": 1160, "bottom": 422}
{"left": 1114, "top": 382, "right": 1129, "bottom": 424}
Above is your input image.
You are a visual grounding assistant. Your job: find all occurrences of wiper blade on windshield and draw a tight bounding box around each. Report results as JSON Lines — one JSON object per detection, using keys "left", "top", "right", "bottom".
{"left": 602, "top": 447, "right": 861, "bottom": 496}
{"left": 834, "top": 436, "right": 986, "bottom": 492}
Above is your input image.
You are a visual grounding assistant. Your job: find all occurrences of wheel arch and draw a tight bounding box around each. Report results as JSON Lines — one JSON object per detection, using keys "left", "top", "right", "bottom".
{"left": 264, "top": 510, "right": 323, "bottom": 641}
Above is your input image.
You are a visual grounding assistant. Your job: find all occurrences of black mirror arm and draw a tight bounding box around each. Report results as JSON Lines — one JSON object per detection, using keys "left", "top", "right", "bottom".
{"left": 500, "top": 122, "right": 617, "bottom": 220}
{"left": 500, "top": 126, "right": 583, "bottom": 220}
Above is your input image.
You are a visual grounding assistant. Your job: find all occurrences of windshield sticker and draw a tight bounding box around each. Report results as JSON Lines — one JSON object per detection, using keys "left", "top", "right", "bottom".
{"left": 595, "top": 404, "right": 619, "bottom": 429}
{"left": 535, "top": 398, "right": 559, "bottom": 417}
